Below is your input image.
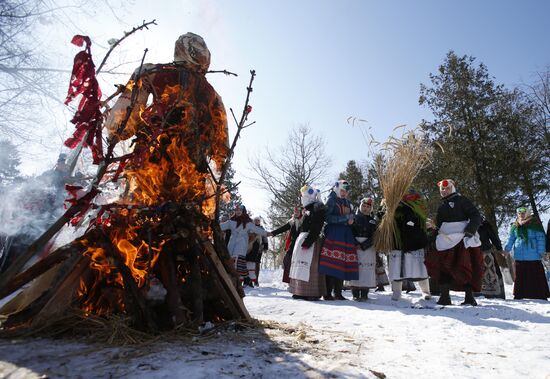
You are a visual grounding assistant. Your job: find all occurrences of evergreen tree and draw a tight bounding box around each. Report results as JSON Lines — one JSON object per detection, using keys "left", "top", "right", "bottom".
{"left": 496, "top": 90, "right": 550, "bottom": 219}
{"left": 338, "top": 160, "right": 366, "bottom": 209}
{"left": 419, "top": 51, "right": 517, "bottom": 228}
{"left": 219, "top": 163, "right": 243, "bottom": 217}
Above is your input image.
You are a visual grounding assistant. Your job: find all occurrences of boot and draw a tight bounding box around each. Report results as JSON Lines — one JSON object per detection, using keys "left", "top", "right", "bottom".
{"left": 360, "top": 289, "right": 369, "bottom": 301}
{"left": 461, "top": 285, "right": 478, "bottom": 306}
{"left": 375, "top": 285, "right": 385, "bottom": 292}
{"left": 437, "top": 284, "right": 452, "bottom": 305}
{"left": 391, "top": 281, "right": 402, "bottom": 301}
{"left": 324, "top": 276, "right": 335, "bottom": 300}
{"left": 334, "top": 279, "right": 346, "bottom": 300}
{"left": 352, "top": 289, "right": 360, "bottom": 301}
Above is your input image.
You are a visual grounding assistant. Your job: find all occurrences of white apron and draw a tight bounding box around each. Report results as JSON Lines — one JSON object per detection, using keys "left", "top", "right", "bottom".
{"left": 348, "top": 238, "right": 377, "bottom": 288}
{"left": 289, "top": 232, "right": 315, "bottom": 282}
{"left": 436, "top": 221, "right": 481, "bottom": 251}
{"left": 388, "top": 248, "right": 428, "bottom": 281}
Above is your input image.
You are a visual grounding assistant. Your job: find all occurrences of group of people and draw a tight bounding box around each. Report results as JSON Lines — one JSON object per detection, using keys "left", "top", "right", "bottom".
{"left": 220, "top": 177, "right": 550, "bottom": 306}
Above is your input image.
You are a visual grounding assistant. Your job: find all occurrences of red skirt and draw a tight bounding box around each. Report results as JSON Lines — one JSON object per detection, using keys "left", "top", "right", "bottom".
{"left": 425, "top": 241, "right": 484, "bottom": 292}
{"left": 514, "top": 261, "right": 550, "bottom": 300}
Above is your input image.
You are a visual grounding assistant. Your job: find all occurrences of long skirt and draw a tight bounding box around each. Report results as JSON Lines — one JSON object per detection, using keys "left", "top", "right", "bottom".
{"left": 235, "top": 255, "right": 248, "bottom": 280}
{"left": 289, "top": 236, "right": 326, "bottom": 297}
{"left": 347, "top": 245, "right": 377, "bottom": 289}
{"left": 376, "top": 253, "right": 389, "bottom": 286}
{"left": 481, "top": 249, "right": 505, "bottom": 299}
{"left": 514, "top": 260, "right": 550, "bottom": 300}
{"left": 425, "top": 241, "right": 484, "bottom": 292}
{"left": 388, "top": 249, "right": 428, "bottom": 282}
{"left": 319, "top": 224, "right": 358, "bottom": 280}
{"left": 282, "top": 249, "right": 292, "bottom": 283}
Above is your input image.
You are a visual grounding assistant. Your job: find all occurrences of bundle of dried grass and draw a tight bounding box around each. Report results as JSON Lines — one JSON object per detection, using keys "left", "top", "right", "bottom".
{"left": 372, "top": 128, "right": 433, "bottom": 253}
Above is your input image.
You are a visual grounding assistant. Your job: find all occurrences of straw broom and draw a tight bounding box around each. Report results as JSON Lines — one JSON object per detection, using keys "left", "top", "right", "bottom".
{"left": 373, "top": 129, "right": 433, "bottom": 253}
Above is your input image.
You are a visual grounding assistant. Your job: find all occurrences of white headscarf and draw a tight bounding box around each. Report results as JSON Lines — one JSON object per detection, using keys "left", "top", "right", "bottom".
{"left": 301, "top": 185, "right": 320, "bottom": 207}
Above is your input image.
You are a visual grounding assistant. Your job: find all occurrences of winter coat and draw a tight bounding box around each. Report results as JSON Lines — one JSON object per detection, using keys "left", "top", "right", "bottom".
{"left": 478, "top": 219, "right": 502, "bottom": 251}
{"left": 325, "top": 191, "right": 353, "bottom": 225}
{"left": 352, "top": 212, "right": 377, "bottom": 250}
{"left": 220, "top": 220, "right": 267, "bottom": 257}
{"left": 436, "top": 192, "right": 481, "bottom": 236}
{"left": 504, "top": 218, "right": 546, "bottom": 261}
{"left": 300, "top": 201, "right": 326, "bottom": 248}
{"left": 394, "top": 202, "right": 428, "bottom": 252}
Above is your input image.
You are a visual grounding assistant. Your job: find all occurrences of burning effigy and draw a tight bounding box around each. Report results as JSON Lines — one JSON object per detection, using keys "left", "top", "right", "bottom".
{"left": 0, "top": 30, "right": 255, "bottom": 336}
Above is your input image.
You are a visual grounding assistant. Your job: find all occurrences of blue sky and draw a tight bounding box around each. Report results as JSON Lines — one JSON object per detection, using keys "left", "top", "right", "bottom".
{"left": 31, "top": 0, "right": 550, "bottom": 222}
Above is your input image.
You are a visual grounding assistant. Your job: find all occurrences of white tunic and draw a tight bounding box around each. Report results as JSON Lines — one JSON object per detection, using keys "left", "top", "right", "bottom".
{"left": 220, "top": 220, "right": 267, "bottom": 258}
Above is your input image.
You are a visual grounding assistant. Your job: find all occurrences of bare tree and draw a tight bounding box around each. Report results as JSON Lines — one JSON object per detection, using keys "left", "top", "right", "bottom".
{"left": 0, "top": 0, "right": 126, "bottom": 150}
{"left": 525, "top": 66, "right": 550, "bottom": 149}
{"left": 249, "top": 124, "right": 332, "bottom": 228}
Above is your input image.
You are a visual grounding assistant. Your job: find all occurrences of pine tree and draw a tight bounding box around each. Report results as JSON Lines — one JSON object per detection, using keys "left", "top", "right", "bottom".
{"left": 419, "top": 51, "right": 518, "bottom": 228}
{"left": 338, "top": 160, "right": 366, "bottom": 209}
{"left": 219, "top": 163, "right": 243, "bottom": 217}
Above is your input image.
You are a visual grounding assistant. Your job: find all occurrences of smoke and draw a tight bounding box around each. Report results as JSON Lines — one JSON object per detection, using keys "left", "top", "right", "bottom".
{"left": 0, "top": 171, "right": 65, "bottom": 240}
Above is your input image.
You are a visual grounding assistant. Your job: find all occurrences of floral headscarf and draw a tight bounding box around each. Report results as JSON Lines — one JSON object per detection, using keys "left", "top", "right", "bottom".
{"left": 174, "top": 33, "right": 211, "bottom": 73}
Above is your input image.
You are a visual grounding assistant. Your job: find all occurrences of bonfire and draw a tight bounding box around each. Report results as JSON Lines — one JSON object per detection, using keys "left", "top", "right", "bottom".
{"left": 0, "top": 26, "right": 255, "bottom": 337}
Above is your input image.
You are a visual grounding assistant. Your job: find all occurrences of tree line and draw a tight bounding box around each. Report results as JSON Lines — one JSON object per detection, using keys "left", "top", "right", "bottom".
{"left": 248, "top": 51, "right": 549, "bottom": 257}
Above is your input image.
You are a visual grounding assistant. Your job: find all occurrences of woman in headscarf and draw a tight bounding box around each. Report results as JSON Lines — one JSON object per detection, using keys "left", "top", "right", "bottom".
{"left": 425, "top": 179, "right": 483, "bottom": 306}
{"left": 348, "top": 197, "right": 378, "bottom": 301}
{"left": 504, "top": 207, "right": 549, "bottom": 300}
{"left": 287, "top": 185, "right": 326, "bottom": 300}
{"left": 319, "top": 180, "right": 358, "bottom": 300}
{"left": 221, "top": 204, "right": 270, "bottom": 285}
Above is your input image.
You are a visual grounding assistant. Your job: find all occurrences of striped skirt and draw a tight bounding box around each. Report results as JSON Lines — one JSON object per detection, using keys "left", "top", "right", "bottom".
{"left": 319, "top": 224, "right": 358, "bottom": 280}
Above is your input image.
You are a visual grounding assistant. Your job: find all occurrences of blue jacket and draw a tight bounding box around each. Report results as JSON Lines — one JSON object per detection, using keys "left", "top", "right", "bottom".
{"left": 504, "top": 223, "right": 546, "bottom": 261}
{"left": 325, "top": 191, "right": 353, "bottom": 225}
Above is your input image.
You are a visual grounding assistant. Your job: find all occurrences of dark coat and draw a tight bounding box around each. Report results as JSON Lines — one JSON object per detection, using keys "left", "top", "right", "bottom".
{"left": 271, "top": 219, "right": 301, "bottom": 254}
{"left": 395, "top": 203, "right": 427, "bottom": 252}
{"left": 436, "top": 192, "right": 481, "bottom": 236}
{"left": 300, "top": 201, "right": 326, "bottom": 248}
{"left": 478, "top": 219, "right": 502, "bottom": 251}
{"left": 352, "top": 212, "right": 377, "bottom": 249}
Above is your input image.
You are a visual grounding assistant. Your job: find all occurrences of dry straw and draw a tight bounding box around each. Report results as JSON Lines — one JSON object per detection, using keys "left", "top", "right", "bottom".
{"left": 370, "top": 126, "right": 433, "bottom": 253}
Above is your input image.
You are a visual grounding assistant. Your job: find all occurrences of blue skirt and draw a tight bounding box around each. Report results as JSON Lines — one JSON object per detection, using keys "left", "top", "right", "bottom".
{"left": 320, "top": 224, "right": 358, "bottom": 280}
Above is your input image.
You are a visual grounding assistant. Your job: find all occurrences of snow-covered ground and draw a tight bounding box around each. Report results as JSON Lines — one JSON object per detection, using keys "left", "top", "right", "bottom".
{"left": 1, "top": 269, "right": 550, "bottom": 379}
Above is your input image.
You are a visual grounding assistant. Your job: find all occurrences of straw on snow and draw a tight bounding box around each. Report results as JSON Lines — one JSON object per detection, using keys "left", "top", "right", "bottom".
{"left": 372, "top": 130, "right": 432, "bottom": 253}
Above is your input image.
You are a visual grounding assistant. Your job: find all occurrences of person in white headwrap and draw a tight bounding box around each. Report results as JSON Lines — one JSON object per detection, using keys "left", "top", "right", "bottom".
{"left": 319, "top": 180, "right": 358, "bottom": 300}
{"left": 425, "top": 179, "right": 483, "bottom": 306}
{"left": 347, "top": 197, "right": 378, "bottom": 301}
{"left": 287, "top": 185, "right": 327, "bottom": 300}
{"left": 221, "top": 204, "right": 270, "bottom": 286}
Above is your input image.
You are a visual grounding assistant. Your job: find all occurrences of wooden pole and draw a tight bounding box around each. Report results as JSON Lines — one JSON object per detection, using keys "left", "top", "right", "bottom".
{"left": 201, "top": 241, "right": 250, "bottom": 320}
